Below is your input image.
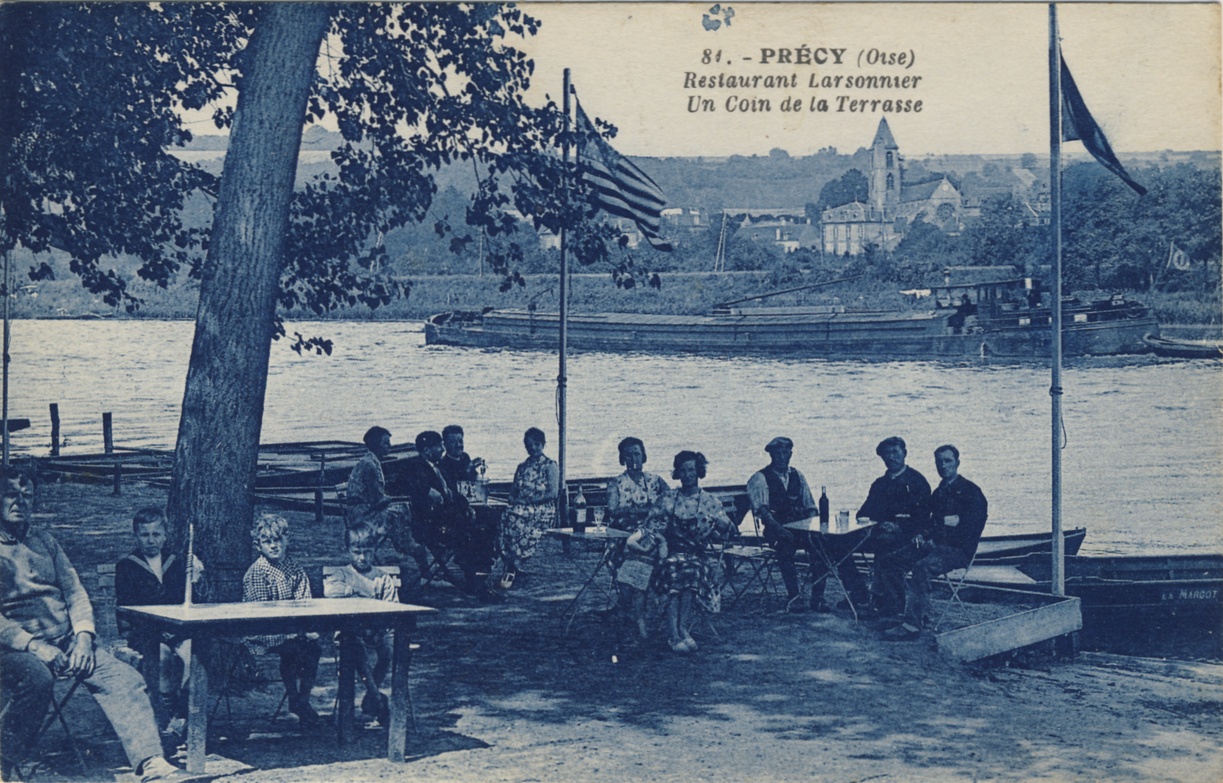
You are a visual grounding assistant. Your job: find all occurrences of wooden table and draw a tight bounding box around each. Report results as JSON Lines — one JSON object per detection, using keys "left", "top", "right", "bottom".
{"left": 784, "top": 518, "right": 876, "bottom": 619}
{"left": 117, "top": 598, "right": 435, "bottom": 773}
{"left": 546, "top": 527, "right": 632, "bottom": 633}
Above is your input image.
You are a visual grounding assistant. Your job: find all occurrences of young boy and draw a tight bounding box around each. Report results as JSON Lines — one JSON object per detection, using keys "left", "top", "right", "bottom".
{"left": 114, "top": 506, "right": 207, "bottom": 734}
{"left": 323, "top": 524, "right": 396, "bottom": 725}
{"left": 241, "top": 514, "right": 321, "bottom": 727}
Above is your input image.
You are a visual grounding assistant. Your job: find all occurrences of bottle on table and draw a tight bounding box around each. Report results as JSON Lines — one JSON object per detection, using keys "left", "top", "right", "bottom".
{"left": 818, "top": 486, "right": 830, "bottom": 532}
{"left": 573, "top": 486, "right": 588, "bottom": 533}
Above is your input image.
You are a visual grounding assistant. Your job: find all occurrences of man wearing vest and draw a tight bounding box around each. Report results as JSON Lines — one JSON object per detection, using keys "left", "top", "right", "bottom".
{"left": 747, "top": 437, "right": 822, "bottom": 612}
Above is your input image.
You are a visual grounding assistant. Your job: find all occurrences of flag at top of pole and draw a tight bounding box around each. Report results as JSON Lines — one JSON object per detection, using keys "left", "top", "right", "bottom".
{"left": 574, "top": 101, "right": 673, "bottom": 251}
{"left": 1059, "top": 54, "right": 1147, "bottom": 196}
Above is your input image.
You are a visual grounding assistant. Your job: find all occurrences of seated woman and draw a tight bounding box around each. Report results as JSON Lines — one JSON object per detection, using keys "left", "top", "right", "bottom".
{"left": 497, "top": 427, "right": 559, "bottom": 587}
{"left": 606, "top": 437, "right": 669, "bottom": 532}
{"left": 607, "top": 437, "right": 670, "bottom": 638}
{"left": 646, "top": 451, "right": 736, "bottom": 653}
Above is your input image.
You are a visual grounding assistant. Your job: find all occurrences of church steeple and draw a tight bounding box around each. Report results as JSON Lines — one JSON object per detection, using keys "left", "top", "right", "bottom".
{"left": 869, "top": 117, "right": 901, "bottom": 213}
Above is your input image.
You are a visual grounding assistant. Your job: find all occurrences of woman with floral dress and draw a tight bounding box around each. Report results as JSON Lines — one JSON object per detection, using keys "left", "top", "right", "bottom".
{"left": 498, "top": 427, "right": 559, "bottom": 586}
{"left": 607, "top": 437, "right": 670, "bottom": 637}
{"left": 646, "top": 450, "right": 735, "bottom": 653}
{"left": 606, "top": 437, "right": 670, "bottom": 532}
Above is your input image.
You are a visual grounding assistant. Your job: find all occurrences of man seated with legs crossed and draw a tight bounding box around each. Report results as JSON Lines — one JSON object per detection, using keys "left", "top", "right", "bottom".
{"left": 846, "top": 436, "right": 932, "bottom": 615}
{"left": 876, "top": 444, "right": 988, "bottom": 640}
{"left": 0, "top": 467, "right": 193, "bottom": 782}
{"left": 747, "top": 437, "right": 822, "bottom": 612}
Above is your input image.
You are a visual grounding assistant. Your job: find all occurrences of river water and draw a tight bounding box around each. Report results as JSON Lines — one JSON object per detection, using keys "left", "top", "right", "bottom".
{"left": 9, "top": 319, "right": 1222, "bottom": 556}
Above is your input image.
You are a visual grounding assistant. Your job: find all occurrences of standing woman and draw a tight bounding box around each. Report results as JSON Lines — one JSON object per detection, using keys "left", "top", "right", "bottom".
{"left": 498, "top": 427, "right": 559, "bottom": 586}
{"left": 650, "top": 451, "right": 735, "bottom": 653}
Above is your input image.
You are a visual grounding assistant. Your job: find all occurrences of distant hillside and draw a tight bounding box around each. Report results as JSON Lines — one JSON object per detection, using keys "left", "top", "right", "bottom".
{"left": 180, "top": 131, "right": 1218, "bottom": 212}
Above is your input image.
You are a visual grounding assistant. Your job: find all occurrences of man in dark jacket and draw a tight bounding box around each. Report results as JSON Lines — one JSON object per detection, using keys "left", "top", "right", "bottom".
{"left": 393, "top": 431, "right": 500, "bottom": 602}
{"left": 877, "top": 444, "right": 988, "bottom": 640}
{"left": 855, "top": 436, "right": 932, "bottom": 614}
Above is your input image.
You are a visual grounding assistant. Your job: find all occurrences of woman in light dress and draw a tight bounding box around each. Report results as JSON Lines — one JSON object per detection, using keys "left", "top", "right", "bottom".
{"left": 644, "top": 451, "right": 735, "bottom": 653}
{"left": 606, "top": 437, "right": 669, "bottom": 638}
{"left": 498, "top": 427, "right": 559, "bottom": 586}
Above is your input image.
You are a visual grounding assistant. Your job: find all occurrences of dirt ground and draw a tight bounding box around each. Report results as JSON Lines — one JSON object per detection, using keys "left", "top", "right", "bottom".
{"left": 17, "top": 479, "right": 1223, "bottom": 783}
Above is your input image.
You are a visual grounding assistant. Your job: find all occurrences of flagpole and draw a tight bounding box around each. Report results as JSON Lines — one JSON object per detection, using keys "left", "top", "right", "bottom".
{"left": 557, "top": 67, "right": 571, "bottom": 525}
{"left": 1048, "top": 3, "right": 1065, "bottom": 597}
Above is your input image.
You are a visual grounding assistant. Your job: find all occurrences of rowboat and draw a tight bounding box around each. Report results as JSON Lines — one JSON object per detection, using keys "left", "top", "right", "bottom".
{"left": 959, "top": 553, "right": 1223, "bottom": 657}
{"left": 425, "top": 277, "right": 1157, "bottom": 360}
{"left": 1142, "top": 334, "right": 1223, "bottom": 359}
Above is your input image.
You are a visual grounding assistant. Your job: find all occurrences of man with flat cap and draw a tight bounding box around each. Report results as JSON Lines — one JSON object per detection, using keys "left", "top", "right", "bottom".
{"left": 747, "top": 437, "right": 822, "bottom": 612}
{"left": 854, "top": 435, "right": 932, "bottom": 616}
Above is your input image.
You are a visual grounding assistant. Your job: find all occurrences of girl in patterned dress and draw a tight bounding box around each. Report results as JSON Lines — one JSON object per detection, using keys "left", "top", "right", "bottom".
{"left": 648, "top": 451, "right": 735, "bottom": 653}
{"left": 497, "top": 428, "right": 559, "bottom": 585}
{"left": 241, "top": 514, "right": 322, "bottom": 727}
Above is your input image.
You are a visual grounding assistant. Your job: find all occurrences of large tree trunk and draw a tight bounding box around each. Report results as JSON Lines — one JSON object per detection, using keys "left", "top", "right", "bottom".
{"left": 166, "top": 4, "right": 329, "bottom": 600}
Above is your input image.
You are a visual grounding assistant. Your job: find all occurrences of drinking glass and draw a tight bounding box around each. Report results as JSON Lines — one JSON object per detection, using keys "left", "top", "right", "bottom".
{"left": 593, "top": 507, "right": 605, "bottom": 532}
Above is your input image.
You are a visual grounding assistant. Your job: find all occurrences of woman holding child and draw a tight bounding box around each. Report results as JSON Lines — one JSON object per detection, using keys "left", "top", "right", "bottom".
{"left": 607, "top": 437, "right": 670, "bottom": 638}
{"left": 644, "top": 451, "right": 736, "bottom": 653}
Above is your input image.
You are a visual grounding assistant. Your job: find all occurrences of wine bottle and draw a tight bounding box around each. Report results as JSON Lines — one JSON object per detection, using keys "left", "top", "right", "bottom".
{"left": 573, "top": 486, "right": 588, "bottom": 533}
{"left": 819, "top": 486, "right": 830, "bottom": 531}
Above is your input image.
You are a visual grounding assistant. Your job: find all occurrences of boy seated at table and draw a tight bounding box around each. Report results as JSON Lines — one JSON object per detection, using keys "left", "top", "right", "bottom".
{"left": 115, "top": 506, "right": 208, "bottom": 736}
{"left": 241, "top": 514, "right": 321, "bottom": 727}
{"left": 322, "top": 523, "right": 396, "bottom": 726}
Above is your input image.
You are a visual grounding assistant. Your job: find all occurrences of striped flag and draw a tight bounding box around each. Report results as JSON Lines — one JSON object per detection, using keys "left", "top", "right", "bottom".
{"left": 575, "top": 103, "right": 672, "bottom": 251}
{"left": 1060, "top": 55, "right": 1147, "bottom": 196}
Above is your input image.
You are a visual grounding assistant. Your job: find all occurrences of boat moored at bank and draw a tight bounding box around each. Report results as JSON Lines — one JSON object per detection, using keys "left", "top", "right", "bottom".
{"left": 425, "top": 275, "right": 1158, "bottom": 360}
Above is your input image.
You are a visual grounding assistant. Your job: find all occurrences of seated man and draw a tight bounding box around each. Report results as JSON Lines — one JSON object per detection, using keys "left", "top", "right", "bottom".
{"left": 115, "top": 506, "right": 208, "bottom": 736}
{"left": 0, "top": 467, "right": 192, "bottom": 782}
{"left": 438, "top": 424, "right": 487, "bottom": 488}
{"left": 747, "top": 437, "right": 821, "bottom": 612}
{"left": 854, "top": 436, "right": 932, "bottom": 615}
{"left": 877, "top": 444, "right": 988, "bottom": 640}
{"left": 392, "top": 431, "right": 500, "bottom": 602}
{"left": 347, "top": 426, "right": 429, "bottom": 578}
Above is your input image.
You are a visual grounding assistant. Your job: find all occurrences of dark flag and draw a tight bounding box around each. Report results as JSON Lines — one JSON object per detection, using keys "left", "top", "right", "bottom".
{"left": 575, "top": 103, "right": 672, "bottom": 251}
{"left": 1060, "top": 55, "right": 1147, "bottom": 196}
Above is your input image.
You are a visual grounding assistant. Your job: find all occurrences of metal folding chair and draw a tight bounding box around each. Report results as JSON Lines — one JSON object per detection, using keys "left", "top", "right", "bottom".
{"left": 930, "top": 553, "right": 978, "bottom": 632}
{"left": 207, "top": 641, "right": 290, "bottom": 737}
{"left": 11, "top": 671, "right": 90, "bottom": 779}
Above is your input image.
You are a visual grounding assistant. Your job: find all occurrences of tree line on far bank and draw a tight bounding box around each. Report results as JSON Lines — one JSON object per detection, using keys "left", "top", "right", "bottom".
{"left": 14, "top": 158, "right": 1220, "bottom": 326}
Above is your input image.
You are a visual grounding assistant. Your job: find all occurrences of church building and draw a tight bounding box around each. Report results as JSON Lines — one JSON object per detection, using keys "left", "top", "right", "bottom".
{"left": 821, "top": 118, "right": 963, "bottom": 255}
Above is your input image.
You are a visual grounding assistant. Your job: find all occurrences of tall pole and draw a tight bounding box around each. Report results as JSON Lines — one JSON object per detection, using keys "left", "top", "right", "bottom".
{"left": 556, "top": 68, "right": 572, "bottom": 522}
{"left": 1047, "top": 3, "right": 1066, "bottom": 596}
{"left": 2, "top": 248, "right": 11, "bottom": 468}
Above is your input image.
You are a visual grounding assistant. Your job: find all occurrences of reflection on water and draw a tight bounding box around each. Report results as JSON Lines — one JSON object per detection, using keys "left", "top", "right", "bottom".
{"left": 10, "top": 319, "right": 1223, "bottom": 555}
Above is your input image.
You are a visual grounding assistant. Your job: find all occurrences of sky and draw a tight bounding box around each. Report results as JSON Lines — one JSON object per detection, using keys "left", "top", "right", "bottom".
{"left": 512, "top": 2, "right": 1221, "bottom": 157}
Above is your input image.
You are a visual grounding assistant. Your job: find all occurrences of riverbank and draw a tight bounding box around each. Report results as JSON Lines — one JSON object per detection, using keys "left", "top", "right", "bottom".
{"left": 11, "top": 271, "right": 1222, "bottom": 332}
{"left": 23, "top": 478, "right": 1223, "bottom": 783}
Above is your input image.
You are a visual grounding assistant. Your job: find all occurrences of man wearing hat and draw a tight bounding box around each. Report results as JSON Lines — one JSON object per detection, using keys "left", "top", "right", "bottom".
{"left": 746, "top": 437, "right": 822, "bottom": 611}
{"left": 393, "top": 431, "right": 500, "bottom": 602}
